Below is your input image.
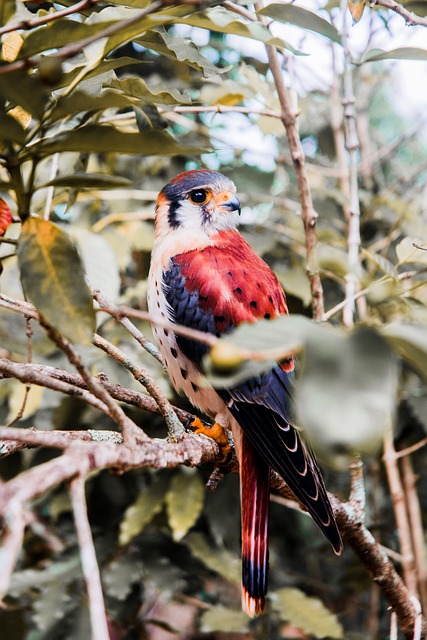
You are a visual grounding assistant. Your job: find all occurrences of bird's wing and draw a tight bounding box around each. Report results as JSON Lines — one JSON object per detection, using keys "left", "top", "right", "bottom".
{"left": 217, "top": 366, "right": 343, "bottom": 554}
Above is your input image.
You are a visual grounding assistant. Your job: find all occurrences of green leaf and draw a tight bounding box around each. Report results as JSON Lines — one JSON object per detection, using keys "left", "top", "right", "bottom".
{"left": 165, "top": 468, "right": 205, "bottom": 541}
{"left": 119, "top": 475, "right": 168, "bottom": 546}
{"left": 26, "top": 125, "right": 201, "bottom": 159}
{"left": 17, "top": 218, "right": 96, "bottom": 345}
{"left": 103, "top": 553, "right": 144, "bottom": 601}
{"left": 272, "top": 587, "right": 344, "bottom": 638}
{"left": 107, "top": 75, "right": 191, "bottom": 104}
{"left": 361, "top": 248, "right": 398, "bottom": 279}
{"left": 38, "top": 173, "right": 133, "bottom": 189}
{"left": 49, "top": 89, "right": 139, "bottom": 122}
{"left": 18, "top": 19, "right": 117, "bottom": 59}
{"left": 381, "top": 324, "right": 427, "bottom": 384}
{"left": 203, "top": 315, "right": 313, "bottom": 388}
{"left": 137, "top": 28, "right": 231, "bottom": 78}
{"left": 185, "top": 532, "right": 240, "bottom": 584}
{"left": 0, "top": 113, "right": 26, "bottom": 144}
{"left": 258, "top": 4, "right": 341, "bottom": 44}
{"left": 0, "top": 0, "right": 16, "bottom": 25}
{"left": 297, "top": 327, "right": 398, "bottom": 468}
{"left": 360, "top": 47, "right": 427, "bottom": 63}
{"left": 153, "top": 5, "right": 294, "bottom": 51}
{"left": 0, "top": 68, "right": 47, "bottom": 119}
{"left": 58, "top": 56, "right": 143, "bottom": 92}
{"left": 200, "top": 607, "right": 249, "bottom": 633}
{"left": 404, "top": 2, "right": 427, "bottom": 16}
{"left": 33, "top": 581, "right": 72, "bottom": 631}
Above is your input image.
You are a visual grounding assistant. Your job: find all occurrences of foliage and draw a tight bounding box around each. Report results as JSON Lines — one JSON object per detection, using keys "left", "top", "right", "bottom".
{"left": 0, "top": 1, "right": 427, "bottom": 639}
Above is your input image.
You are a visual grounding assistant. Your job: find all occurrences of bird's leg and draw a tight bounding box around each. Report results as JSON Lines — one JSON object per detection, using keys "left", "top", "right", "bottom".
{"left": 187, "top": 417, "right": 232, "bottom": 460}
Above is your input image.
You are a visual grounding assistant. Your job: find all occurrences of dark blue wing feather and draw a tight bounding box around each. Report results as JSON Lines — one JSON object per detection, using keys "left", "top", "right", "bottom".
{"left": 217, "top": 366, "right": 342, "bottom": 554}
{"left": 163, "top": 257, "right": 234, "bottom": 365}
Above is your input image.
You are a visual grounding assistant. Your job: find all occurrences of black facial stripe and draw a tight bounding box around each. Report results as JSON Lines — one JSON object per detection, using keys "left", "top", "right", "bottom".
{"left": 167, "top": 199, "right": 182, "bottom": 229}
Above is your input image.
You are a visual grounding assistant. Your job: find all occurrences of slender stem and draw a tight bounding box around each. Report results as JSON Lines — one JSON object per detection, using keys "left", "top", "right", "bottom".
{"left": 340, "top": 0, "right": 362, "bottom": 328}
{"left": 256, "top": 4, "right": 325, "bottom": 319}
{"left": 70, "top": 477, "right": 110, "bottom": 640}
{"left": 383, "top": 429, "right": 418, "bottom": 596}
{"left": 401, "top": 456, "right": 427, "bottom": 613}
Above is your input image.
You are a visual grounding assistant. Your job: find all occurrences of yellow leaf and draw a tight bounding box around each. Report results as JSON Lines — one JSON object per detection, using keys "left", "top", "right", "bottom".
{"left": 273, "top": 587, "right": 344, "bottom": 638}
{"left": 2, "top": 31, "right": 23, "bottom": 62}
{"left": 17, "top": 218, "right": 96, "bottom": 345}
{"left": 185, "top": 532, "right": 240, "bottom": 584}
{"left": 166, "top": 468, "right": 205, "bottom": 541}
{"left": 349, "top": 0, "right": 367, "bottom": 23}
{"left": 119, "top": 476, "right": 168, "bottom": 546}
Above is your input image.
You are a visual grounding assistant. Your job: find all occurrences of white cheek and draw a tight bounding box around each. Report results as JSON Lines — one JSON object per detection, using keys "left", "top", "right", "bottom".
{"left": 175, "top": 200, "right": 205, "bottom": 233}
{"left": 176, "top": 201, "right": 238, "bottom": 234}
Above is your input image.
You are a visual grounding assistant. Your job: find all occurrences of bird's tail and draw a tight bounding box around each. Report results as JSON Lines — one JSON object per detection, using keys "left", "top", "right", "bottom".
{"left": 239, "top": 430, "right": 270, "bottom": 617}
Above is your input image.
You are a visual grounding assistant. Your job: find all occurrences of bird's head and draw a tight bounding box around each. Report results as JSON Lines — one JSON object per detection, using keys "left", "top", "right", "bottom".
{"left": 155, "top": 170, "right": 241, "bottom": 238}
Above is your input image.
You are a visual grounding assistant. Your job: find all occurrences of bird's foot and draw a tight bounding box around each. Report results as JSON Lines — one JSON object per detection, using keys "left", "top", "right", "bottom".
{"left": 187, "top": 417, "right": 231, "bottom": 460}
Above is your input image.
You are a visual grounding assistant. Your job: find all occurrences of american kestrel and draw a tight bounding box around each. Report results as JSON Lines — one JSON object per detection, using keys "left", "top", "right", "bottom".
{"left": 148, "top": 169, "right": 342, "bottom": 616}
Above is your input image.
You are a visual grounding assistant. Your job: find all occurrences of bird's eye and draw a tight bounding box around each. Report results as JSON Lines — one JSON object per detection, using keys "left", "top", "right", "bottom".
{"left": 188, "top": 189, "right": 209, "bottom": 205}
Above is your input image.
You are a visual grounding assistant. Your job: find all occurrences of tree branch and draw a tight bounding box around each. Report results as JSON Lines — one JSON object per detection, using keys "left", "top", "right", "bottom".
{"left": 372, "top": 0, "right": 427, "bottom": 26}
{"left": 255, "top": 4, "right": 325, "bottom": 319}
{"left": 0, "top": 0, "right": 99, "bottom": 37}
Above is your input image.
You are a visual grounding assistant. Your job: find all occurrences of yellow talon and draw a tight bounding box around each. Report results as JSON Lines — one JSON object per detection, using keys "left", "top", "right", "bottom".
{"left": 189, "top": 417, "right": 231, "bottom": 459}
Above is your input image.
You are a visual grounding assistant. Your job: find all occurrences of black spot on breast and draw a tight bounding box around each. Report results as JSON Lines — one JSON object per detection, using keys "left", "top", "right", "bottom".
{"left": 164, "top": 358, "right": 168, "bottom": 368}
{"left": 268, "top": 296, "right": 273, "bottom": 303}
{"left": 181, "top": 368, "right": 188, "bottom": 380}
{"left": 250, "top": 301, "right": 257, "bottom": 309}
{"left": 264, "top": 313, "right": 271, "bottom": 320}
{"left": 227, "top": 271, "right": 233, "bottom": 277}
{"left": 257, "top": 283, "right": 262, "bottom": 289}
{"left": 199, "top": 294, "right": 208, "bottom": 302}
{"left": 234, "top": 287, "right": 242, "bottom": 295}
{"left": 171, "top": 347, "right": 178, "bottom": 358}
{"left": 214, "top": 315, "right": 225, "bottom": 323}
{"left": 164, "top": 329, "right": 169, "bottom": 337}
{"left": 191, "top": 382, "right": 199, "bottom": 392}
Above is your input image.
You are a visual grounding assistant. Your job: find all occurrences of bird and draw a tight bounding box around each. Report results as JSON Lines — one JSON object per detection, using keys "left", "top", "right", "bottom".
{"left": 148, "top": 169, "right": 342, "bottom": 617}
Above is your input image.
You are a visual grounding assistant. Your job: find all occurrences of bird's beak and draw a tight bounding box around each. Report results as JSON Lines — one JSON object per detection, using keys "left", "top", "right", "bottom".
{"left": 221, "top": 194, "right": 241, "bottom": 215}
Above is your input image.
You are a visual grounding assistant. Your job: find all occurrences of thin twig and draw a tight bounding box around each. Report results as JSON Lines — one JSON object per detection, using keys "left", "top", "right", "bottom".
{"left": 0, "top": 0, "right": 99, "bottom": 37}
{"left": 383, "top": 429, "right": 418, "bottom": 596}
{"left": 401, "top": 456, "right": 427, "bottom": 613}
{"left": 0, "top": 497, "right": 27, "bottom": 599}
{"left": 256, "top": 3, "right": 325, "bottom": 319}
{"left": 93, "top": 333, "right": 185, "bottom": 441}
{"left": 92, "top": 288, "right": 162, "bottom": 364}
{"left": 340, "top": 0, "right": 362, "bottom": 328}
{"left": 372, "top": 0, "right": 427, "bottom": 26}
{"left": 40, "top": 320, "right": 143, "bottom": 444}
{"left": 70, "top": 477, "right": 110, "bottom": 640}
